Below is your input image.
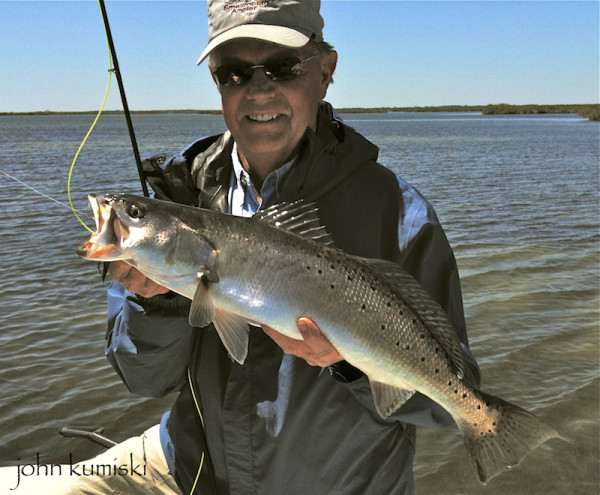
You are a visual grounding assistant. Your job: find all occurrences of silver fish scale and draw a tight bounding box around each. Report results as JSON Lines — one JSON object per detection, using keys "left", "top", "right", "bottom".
{"left": 292, "top": 245, "right": 458, "bottom": 390}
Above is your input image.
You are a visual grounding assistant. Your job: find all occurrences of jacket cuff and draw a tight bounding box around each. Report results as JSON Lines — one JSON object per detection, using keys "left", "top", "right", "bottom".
{"left": 131, "top": 292, "right": 191, "bottom": 317}
{"left": 329, "top": 361, "right": 364, "bottom": 383}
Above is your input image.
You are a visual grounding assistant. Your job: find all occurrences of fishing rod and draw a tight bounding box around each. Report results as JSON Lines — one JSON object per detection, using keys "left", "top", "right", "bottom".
{"left": 98, "top": 0, "right": 149, "bottom": 198}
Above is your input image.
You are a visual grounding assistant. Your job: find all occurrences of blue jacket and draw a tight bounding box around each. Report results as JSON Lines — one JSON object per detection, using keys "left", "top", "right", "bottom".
{"left": 105, "top": 102, "right": 480, "bottom": 494}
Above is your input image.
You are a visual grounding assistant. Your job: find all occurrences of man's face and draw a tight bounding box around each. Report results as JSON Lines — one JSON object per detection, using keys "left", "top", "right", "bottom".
{"left": 210, "top": 39, "right": 337, "bottom": 173}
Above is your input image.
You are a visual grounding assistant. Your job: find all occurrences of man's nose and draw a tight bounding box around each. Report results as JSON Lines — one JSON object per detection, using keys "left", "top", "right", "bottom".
{"left": 246, "top": 67, "right": 277, "bottom": 97}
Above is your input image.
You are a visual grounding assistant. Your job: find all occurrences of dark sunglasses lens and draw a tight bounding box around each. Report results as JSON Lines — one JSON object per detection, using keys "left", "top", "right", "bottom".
{"left": 265, "top": 57, "right": 302, "bottom": 80}
{"left": 215, "top": 64, "right": 253, "bottom": 86}
{"left": 216, "top": 57, "right": 303, "bottom": 86}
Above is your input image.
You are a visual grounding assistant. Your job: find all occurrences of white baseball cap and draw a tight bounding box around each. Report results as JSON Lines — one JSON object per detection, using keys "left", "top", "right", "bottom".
{"left": 197, "top": 0, "right": 324, "bottom": 65}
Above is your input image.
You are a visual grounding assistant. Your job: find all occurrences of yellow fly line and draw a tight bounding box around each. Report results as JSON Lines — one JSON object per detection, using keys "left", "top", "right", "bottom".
{"left": 67, "top": 0, "right": 114, "bottom": 234}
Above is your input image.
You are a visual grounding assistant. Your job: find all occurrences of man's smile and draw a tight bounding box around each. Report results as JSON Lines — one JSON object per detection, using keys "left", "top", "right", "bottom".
{"left": 246, "top": 113, "right": 283, "bottom": 122}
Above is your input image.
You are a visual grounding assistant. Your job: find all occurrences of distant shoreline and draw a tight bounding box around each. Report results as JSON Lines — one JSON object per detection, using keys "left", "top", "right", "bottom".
{"left": 1, "top": 103, "right": 598, "bottom": 120}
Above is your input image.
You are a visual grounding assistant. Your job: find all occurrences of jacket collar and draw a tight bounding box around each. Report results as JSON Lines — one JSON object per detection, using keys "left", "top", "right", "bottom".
{"left": 190, "top": 101, "right": 379, "bottom": 211}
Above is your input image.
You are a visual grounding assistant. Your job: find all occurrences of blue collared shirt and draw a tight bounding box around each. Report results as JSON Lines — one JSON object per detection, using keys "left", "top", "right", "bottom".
{"left": 228, "top": 142, "right": 295, "bottom": 216}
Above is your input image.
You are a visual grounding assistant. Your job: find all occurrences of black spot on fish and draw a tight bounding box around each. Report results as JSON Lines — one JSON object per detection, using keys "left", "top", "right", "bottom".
{"left": 434, "top": 369, "right": 439, "bottom": 374}
{"left": 420, "top": 333, "right": 425, "bottom": 339}
{"left": 421, "top": 357, "right": 426, "bottom": 362}
{"left": 381, "top": 325, "right": 386, "bottom": 330}
{"left": 318, "top": 269, "right": 322, "bottom": 274}
{"left": 396, "top": 341, "right": 400, "bottom": 346}
{"left": 361, "top": 304, "right": 366, "bottom": 310}
{"left": 330, "top": 284, "right": 335, "bottom": 289}
{"left": 405, "top": 345, "right": 410, "bottom": 350}
{"left": 463, "top": 394, "right": 467, "bottom": 399}
{"left": 348, "top": 276, "right": 353, "bottom": 281}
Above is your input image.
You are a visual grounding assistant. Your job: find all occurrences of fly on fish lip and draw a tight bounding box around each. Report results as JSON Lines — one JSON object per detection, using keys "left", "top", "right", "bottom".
{"left": 87, "top": 194, "right": 114, "bottom": 238}
{"left": 88, "top": 194, "right": 101, "bottom": 231}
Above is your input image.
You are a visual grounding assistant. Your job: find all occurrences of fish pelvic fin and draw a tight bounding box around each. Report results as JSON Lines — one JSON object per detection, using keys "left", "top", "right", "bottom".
{"left": 457, "top": 390, "right": 560, "bottom": 484}
{"left": 213, "top": 310, "right": 250, "bottom": 364}
{"left": 369, "top": 379, "right": 415, "bottom": 418}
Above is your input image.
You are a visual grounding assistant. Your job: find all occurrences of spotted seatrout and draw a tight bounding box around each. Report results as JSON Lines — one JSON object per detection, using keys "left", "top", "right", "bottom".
{"left": 77, "top": 193, "right": 559, "bottom": 483}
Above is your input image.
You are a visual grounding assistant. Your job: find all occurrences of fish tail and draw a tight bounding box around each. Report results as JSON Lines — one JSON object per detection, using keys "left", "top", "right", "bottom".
{"left": 457, "top": 390, "right": 559, "bottom": 484}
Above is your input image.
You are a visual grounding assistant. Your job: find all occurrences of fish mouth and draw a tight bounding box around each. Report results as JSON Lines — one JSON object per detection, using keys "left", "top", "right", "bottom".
{"left": 76, "top": 194, "right": 129, "bottom": 260}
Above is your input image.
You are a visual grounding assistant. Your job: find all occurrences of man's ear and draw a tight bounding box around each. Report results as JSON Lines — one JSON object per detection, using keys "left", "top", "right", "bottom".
{"left": 319, "top": 51, "right": 338, "bottom": 99}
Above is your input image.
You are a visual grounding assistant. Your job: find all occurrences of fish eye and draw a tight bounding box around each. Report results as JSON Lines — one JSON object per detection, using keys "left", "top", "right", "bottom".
{"left": 128, "top": 205, "right": 145, "bottom": 219}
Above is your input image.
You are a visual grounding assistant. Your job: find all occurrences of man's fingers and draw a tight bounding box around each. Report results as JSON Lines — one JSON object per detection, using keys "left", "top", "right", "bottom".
{"left": 261, "top": 325, "right": 303, "bottom": 355}
{"left": 262, "top": 320, "right": 343, "bottom": 367}
{"left": 297, "top": 317, "right": 319, "bottom": 338}
{"left": 107, "top": 261, "right": 170, "bottom": 297}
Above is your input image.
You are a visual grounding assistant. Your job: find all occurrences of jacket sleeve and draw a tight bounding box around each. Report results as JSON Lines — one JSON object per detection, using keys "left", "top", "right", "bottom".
{"left": 105, "top": 281, "right": 196, "bottom": 398}
{"left": 334, "top": 175, "right": 480, "bottom": 427}
{"left": 104, "top": 146, "right": 209, "bottom": 397}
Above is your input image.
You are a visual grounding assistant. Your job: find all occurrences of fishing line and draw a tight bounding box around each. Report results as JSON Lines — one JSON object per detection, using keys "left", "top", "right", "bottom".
{"left": 0, "top": 169, "right": 91, "bottom": 218}
{"left": 66, "top": 1, "right": 113, "bottom": 234}
{"left": 66, "top": 0, "right": 152, "bottom": 235}
{"left": 187, "top": 367, "right": 205, "bottom": 495}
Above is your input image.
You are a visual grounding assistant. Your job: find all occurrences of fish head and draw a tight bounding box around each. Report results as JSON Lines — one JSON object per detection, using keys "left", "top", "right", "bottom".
{"left": 76, "top": 193, "right": 178, "bottom": 264}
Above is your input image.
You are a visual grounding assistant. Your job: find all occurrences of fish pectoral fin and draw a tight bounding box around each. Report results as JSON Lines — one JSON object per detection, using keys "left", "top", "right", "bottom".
{"left": 213, "top": 310, "right": 250, "bottom": 365}
{"left": 189, "top": 277, "right": 215, "bottom": 328}
{"left": 369, "top": 379, "right": 415, "bottom": 419}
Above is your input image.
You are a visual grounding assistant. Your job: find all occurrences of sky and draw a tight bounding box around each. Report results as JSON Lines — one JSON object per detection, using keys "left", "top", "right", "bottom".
{"left": 0, "top": 0, "right": 598, "bottom": 112}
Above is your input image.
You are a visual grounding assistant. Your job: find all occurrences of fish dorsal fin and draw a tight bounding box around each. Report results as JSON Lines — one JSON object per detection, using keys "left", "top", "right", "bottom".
{"left": 254, "top": 201, "right": 335, "bottom": 246}
{"left": 360, "top": 257, "right": 466, "bottom": 380}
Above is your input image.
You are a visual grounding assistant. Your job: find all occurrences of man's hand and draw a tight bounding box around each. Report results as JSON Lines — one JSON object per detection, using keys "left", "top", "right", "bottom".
{"left": 108, "top": 261, "right": 170, "bottom": 297}
{"left": 262, "top": 317, "right": 343, "bottom": 367}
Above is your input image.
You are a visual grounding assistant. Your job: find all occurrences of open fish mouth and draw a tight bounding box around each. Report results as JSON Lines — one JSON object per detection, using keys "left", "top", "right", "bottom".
{"left": 76, "top": 194, "right": 128, "bottom": 260}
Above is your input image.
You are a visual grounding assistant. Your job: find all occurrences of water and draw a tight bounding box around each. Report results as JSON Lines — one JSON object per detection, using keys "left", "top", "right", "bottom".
{"left": 0, "top": 112, "right": 598, "bottom": 494}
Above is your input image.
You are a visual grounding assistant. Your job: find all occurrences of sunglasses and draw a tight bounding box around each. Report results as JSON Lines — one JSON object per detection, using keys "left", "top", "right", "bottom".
{"left": 213, "top": 54, "right": 319, "bottom": 88}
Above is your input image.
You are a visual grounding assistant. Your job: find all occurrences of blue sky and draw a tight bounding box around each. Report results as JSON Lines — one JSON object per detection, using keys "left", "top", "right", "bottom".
{"left": 1, "top": 1, "right": 598, "bottom": 112}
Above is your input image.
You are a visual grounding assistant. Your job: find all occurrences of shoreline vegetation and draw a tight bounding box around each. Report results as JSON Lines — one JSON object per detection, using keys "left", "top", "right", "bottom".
{"left": 1, "top": 103, "right": 598, "bottom": 121}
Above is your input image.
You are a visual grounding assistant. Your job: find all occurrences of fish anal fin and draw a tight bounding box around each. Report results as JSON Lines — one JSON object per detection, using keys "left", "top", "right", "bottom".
{"left": 369, "top": 378, "right": 415, "bottom": 418}
{"left": 213, "top": 309, "right": 250, "bottom": 364}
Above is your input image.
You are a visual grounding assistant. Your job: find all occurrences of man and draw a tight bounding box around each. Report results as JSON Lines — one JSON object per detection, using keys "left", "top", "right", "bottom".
{"left": 72, "top": 1, "right": 480, "bottom": 494}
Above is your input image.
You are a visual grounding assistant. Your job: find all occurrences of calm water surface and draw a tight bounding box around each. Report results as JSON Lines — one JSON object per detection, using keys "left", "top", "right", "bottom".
{"left": 0, "top": 112, "right": 598, "bottom": 494}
